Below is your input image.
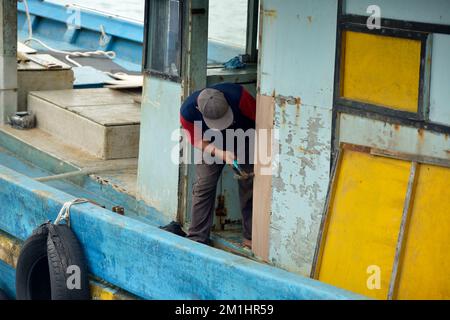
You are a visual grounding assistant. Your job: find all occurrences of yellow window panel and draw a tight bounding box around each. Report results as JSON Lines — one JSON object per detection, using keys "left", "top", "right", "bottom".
{"left": 317, "top": 149, "right": 411, "bottom": 299}
{"left": 395, "top": 164, "right": 450, "bottom": 300}
{"left": 341, "top": 31, "right": 422, "bottom": 113}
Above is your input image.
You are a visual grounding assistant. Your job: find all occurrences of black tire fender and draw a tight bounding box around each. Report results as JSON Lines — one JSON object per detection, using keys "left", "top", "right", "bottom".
{"left": 16, "top": 223, "right": 52, "bottom": 300}
{"left": 46, "top": 224, "right": 90, "bottom": 300}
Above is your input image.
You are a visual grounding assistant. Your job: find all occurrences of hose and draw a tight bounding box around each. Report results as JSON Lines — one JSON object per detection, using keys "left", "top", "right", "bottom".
{"left": 22, "top": 0, "right": 116, "bottom": 67}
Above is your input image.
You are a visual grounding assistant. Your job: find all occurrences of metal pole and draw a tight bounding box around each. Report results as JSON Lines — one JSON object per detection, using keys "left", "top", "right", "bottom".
{"left": 246, "top": 0, "right": 259, "bottom": 62}
{"left": 0, "top": 0, "right": 18, "bottom": 123}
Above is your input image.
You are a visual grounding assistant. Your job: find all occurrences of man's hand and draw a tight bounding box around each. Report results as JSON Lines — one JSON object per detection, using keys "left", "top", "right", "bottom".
{"left": 197, "top": 140, "right": 236, "bottom": 165}
{"left": 214, "top": 149, "right": 236, "bottom": 165}
{"left": 222, "top": 150, "right": 236, "bottom": 165}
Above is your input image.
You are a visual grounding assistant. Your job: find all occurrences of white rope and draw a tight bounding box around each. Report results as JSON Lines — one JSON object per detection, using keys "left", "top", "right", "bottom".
{"left": 22, "top": 0, "right": 116, "bottom": 67}
{"left": 54, "top": 199, "right": 89, "bottom": 227}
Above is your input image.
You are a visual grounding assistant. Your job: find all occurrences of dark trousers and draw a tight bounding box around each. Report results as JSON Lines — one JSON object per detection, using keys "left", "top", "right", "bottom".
{"left": 188, "top": 163, "right": 254, "bottom": 244}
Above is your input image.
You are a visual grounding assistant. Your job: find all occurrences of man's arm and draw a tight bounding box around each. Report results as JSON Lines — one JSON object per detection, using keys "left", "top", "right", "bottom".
{"left": 181, "top": 115, "right": 235, "bottom": 164}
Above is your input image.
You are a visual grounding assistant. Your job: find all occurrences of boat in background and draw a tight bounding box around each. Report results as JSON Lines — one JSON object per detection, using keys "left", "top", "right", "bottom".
{"left": 17, "top": 0, "right": 244, "bottom": 76}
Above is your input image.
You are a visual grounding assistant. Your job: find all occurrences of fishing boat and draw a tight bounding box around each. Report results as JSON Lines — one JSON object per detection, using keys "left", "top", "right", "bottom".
{"left": 0, "top": 0, "right": 449, "bottom": 300}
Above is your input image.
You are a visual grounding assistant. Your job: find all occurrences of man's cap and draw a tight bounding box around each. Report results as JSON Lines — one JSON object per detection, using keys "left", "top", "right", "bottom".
{"left": 197, "top": 88, "right": 234, "bottom": 131}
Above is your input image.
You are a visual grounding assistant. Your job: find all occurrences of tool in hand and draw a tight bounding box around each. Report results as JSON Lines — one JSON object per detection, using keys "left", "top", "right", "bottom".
{"left": 231, "top": 160, "right": 255, "bottom": 180}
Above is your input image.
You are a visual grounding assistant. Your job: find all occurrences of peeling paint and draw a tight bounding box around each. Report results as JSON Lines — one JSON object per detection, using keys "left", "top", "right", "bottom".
{"left": 263, "top": 9, "right": 278, "bottom": 19}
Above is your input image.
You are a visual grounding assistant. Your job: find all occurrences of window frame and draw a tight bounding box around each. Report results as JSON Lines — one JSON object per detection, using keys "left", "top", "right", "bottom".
{"left": 142, "top": 0, "right": 184, "bottom": 83}
{"left": 334, "top": 22, "right": 429, "bottom": 121}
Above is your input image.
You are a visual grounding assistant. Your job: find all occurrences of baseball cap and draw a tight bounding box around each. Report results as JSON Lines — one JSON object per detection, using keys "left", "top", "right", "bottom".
{"left": 197, "top": 88, "right": 234, "bottom": 131}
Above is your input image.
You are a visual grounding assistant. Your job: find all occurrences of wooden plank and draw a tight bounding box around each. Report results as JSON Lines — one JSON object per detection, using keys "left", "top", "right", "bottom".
{"left": 252, "top": 94, "right": 275, "bottom": 261}
{"left": 0, "top": 230, "right": 136, "bottom": 300}
{"left": 69, "top": 104, "right": 141, "bottom": 126}
{"left": 29, "top": 88, "right": 136, "bottom": 109}
{"left": 17, "top": 42, "right": 36, "bottom": 54}
{"left": 387, "top": 162, "right": 417, "bottom": 300}
{"left": 311, "top": 149, "right": 343, "bottom": 279}
{"left": 370, "top": 148, "right": 450, "bottom": 169}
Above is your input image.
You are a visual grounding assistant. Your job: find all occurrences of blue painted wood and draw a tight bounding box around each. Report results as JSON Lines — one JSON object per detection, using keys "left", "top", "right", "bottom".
{"left": 18, "top": 0, "right": 144, "bottom": 43}
{"left": 0, "top": 164, "right": 365, "bottom": 300}
{"left": 16, "top": 0, "right": 244, "bottom": 72}
{"left": 0, "top": 260, "right": 16, "bottom": 300}
{"left": 0, "top": 138, "right": 168, "bottom": 228}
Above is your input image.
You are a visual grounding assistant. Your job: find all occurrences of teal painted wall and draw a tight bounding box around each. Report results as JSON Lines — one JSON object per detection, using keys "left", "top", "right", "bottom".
{"left": 258, "top": 0, "right": 338, "bottom": 275}
{"left": 430, "top": 34, "right": 450, "bottom": 127}
{"left": 137, "top": 77, "right": 183, "bottom": 222}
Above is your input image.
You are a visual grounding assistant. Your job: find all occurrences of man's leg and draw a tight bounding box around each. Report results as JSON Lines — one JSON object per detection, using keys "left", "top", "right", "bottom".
{"left": 188, "top": 163, "right": 225, "bottom": 244}
{"left": 238, "top": 164, "right": 254, "bottom": 242}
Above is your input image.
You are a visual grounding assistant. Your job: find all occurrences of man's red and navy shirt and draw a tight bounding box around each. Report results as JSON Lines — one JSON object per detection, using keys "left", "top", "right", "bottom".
{"left": 180, "top": 83, "right": 256, "bottom": 146}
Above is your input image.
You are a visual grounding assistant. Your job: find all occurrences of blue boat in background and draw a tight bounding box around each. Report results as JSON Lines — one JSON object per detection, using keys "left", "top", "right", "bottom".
{"left": 17, "top": 0, "right": 244, "bottom": 74}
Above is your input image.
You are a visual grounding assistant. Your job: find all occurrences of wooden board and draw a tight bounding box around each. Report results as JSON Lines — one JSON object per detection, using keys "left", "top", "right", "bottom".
{"left": 69, "top": 104, "right": 141, "bottom": 126}
{"left": 30, "top": 88, "right": 136, "bottom": 109}
{"left": 316, "top": 148, "right": 412, "bottom": 299}
{"left": 252, "top": 95, "right": 275, "bottom": 261}
{"left": 341, "top": 31, "right": 421, "bottom": 112}
{"left": 396, "top": 164, "right": 450, "bottom": 300}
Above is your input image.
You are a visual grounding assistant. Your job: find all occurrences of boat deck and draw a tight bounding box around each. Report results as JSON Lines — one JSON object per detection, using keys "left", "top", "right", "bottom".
{"left": 0, "top": 124, "right": 254, "bottom": 258}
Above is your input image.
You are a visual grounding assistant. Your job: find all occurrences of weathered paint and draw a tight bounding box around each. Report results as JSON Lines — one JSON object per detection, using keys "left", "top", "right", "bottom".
{"left": 430, "top": 33, "right": 450, "bottom": 126}
{"left": 259, "top": 0, "right": 338, "bottom": 107}
{"left": 344, "top": 0, "right": 450, "bottom": 26}
{"left": 317, "top": 149, "right": 411, "bottom": 299}
{"left": 339, "top": 114, "right": 450, "bottom": 161}
{"left": 316, "top": 148, "right": 450, "bottom": 300}
{"left": 0, "top": 259, "right": 15, "bottom": 299}
{"left": 269, "top": 101, "right": 332, "bottom": 276}
{"left": 0, "top": 230, "right": 21, "bottom": 268}
{"left": 90, "top": 280, "right": 136, "bottom": 300}
{"left": 257, "top": 0, "right": 338, "bottom": 275}
{"left": 137, "top": 76, "right": 183, "bottom": 222}
{"left": 0, "top": 131, "right": 168, "bottom": 227}
{"left": 0, "top": 230, "right": 136, "bottom": 300}
{"left": 0, "top": 0, "right": 18, "bottom": 123}
{"left": 0, "top": 164, "right": 364, "bottom": 300}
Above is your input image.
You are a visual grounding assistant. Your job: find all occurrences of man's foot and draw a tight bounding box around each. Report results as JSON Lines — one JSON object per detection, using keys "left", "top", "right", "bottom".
{"left": 242, "top": 238, "right": 252, "bottom": 249}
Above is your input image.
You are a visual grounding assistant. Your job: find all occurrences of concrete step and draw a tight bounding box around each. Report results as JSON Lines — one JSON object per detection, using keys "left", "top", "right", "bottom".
{"left": 28, "top": 88, "right": 141, "bottom": 160}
